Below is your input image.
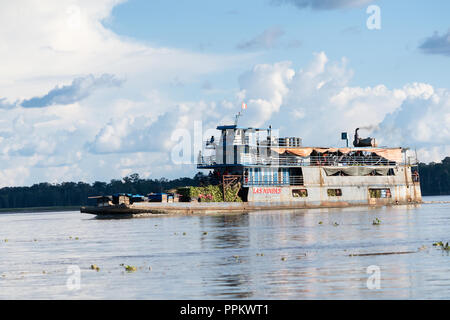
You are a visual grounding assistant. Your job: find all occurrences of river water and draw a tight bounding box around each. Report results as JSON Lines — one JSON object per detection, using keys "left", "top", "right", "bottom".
{"left": 0, "top": 196, "right": 449, "bottom": 300}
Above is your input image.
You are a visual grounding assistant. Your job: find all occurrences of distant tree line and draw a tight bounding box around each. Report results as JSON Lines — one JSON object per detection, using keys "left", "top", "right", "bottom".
{"left": 418, "top": 157, "right": 450, "bottom": 196}
{"left": 0, "top": 173, "right": 205, "bottom": 209}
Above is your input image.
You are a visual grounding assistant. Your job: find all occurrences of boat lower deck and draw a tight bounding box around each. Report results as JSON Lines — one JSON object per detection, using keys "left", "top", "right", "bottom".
{"left": 80, "top": 199, "right": 422, "bottom": 218}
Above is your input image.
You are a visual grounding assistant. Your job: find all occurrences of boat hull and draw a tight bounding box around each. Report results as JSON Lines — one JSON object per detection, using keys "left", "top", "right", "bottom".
{"left": 81, "top": 166, "right": 422, "bottom": 218}
{"left": 80, "top": 197, "right": 422, "bottom": 218}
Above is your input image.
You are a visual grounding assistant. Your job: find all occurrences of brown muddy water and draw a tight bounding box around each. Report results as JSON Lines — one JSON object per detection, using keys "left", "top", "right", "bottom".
{"left": 0, "top": 195, "right": 449, "bottom": 299}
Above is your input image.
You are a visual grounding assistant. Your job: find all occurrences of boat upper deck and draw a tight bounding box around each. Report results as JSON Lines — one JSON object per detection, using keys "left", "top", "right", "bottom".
{"left": 198, "top": 146, "right": 414, "bottom": 168}
{"left": 197, "top": 122, "right": 417, "bottom": 169}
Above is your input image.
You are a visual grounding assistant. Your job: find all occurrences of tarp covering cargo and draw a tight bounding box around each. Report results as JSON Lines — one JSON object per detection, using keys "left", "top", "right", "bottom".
{"left": 271, "top": 147, "right": 402, "bottom": 163}
{"left": 323, "top": 167, "right": 391, "bottom": 176}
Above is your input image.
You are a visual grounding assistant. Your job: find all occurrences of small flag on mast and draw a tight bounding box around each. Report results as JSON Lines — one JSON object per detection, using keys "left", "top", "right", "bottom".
{"left": 242, "top": 102, "right": 247, "bottom": 110}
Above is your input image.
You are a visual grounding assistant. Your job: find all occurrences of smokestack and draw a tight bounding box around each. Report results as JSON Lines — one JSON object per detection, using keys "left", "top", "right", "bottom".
{"left": 353, "top": 128, "right": 360, "bottom": 147}
{"left": 353, "top": 128, "right": 377, "bottom": 147}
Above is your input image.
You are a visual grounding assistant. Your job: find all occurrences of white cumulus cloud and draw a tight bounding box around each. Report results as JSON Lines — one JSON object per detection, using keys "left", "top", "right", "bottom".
{"left": 236, "top": 52, "right": 450, "bottom": 163}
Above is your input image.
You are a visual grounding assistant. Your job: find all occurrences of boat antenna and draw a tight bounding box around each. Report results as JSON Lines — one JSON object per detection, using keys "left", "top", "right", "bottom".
{"left": 234, "top": 111, "right": 241, "bottom": 126}
{"left": 234, "top": 102, "right": 247, "bottom": 126}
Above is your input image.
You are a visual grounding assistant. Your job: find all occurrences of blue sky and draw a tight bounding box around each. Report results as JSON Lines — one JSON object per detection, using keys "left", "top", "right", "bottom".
{"left": 0, "top": 0, "right": 449, "bottom": 186}
{"left": 107, "top": 0, "right": 450, "bottom": 89}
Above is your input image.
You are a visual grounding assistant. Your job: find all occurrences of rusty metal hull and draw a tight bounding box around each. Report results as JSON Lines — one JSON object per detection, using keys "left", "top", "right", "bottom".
{"left": 80, "top": 197, "right": 421, "bottom": 217}
{"left": 248, "top": 166, "right": 422, "bottom": 204}
{"left": 81, "top": 166, "right": 422, "bottom": 217}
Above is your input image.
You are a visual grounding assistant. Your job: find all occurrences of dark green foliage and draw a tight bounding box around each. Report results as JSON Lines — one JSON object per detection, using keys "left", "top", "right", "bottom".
{"left": 0, "top": 173, "right": 203, "bottom": 209}
{"left": 178, "top": 185, "right": 224, "bottom": 202}
{"left": 418, "top": 157, "right": 450, "bottom": 196}
{"left": 177, "top": 185, "right": 242, "bottom": 202}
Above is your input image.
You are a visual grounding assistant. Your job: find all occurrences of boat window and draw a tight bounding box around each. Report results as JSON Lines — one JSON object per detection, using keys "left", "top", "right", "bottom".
{"left": 327, "top": 189, "right": 342, "bottom": 196}
{"left": 289, "top": 168, "right": 303, "bottom": 186}
{"left": 292, "top": 189, "right": 308, "bottom": 198}
{"left": 369, "top": 188, "right": 392, "bottom": 198}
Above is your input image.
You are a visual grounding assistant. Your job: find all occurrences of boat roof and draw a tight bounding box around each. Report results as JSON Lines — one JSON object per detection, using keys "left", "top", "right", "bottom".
{"left": 112, "top": 193, "right": 145, "bottom": 197}
{"left": 271, "top": 147, "right": 403, "bottom": 162}
{"left": 216, "top": 125, "right": 268, "bottom": 131}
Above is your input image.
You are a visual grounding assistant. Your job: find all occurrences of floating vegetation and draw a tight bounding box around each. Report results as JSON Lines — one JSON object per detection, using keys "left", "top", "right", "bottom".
{"left": 90, "top": 264, "right": 100, "bottom": 272}
{"left": 202, "top": 232, "right": 208, "bottom": 235}
{"left": 372, "top": 218, "right": 381, "bottom": 225}
{"left": 124, "top": 265, "right": 137, "bottom": 272}
{"left": 256, "top": 253, "right": 264, "bottom": 256}
{"left": 318, "top": 221, "right": 323, "bottom": 225}
{"left": 232, "top": 255, "right": 241, "bottom": 262}
{"left": 333, "top": 222, "right": 339, "bottom": 226}
{"left": 433, "top": 241, "right": 450, "bottom": 251}
{"left": 182, "top": 232, "right": 187, "bottom": 236}
{"left": 281, "top": 257, "right": 287, "bottom": 261}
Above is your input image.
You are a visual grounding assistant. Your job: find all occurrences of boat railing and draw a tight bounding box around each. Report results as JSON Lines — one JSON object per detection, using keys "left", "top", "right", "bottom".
{"left": 240, "top": 155, "right": 405, "bottom": 166}
{"left": 244, "top": 175, "right": 304, "bottom": 186}
{"left": 203, "top": 140, "right": 304, "bottom": 148}
{"left": 198, "top": 155, "right": 216, "bottom": 166}
{"left": 198, "top": 154, "right": 415, "bottom": 167}
{"left": 305, "top": 156, "right": 400, "bottom": 166}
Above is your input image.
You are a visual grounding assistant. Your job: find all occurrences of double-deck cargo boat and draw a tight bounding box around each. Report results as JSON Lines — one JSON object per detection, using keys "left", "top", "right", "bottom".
{"left": 81, "top": 117, "right": 422, "bottom": 217}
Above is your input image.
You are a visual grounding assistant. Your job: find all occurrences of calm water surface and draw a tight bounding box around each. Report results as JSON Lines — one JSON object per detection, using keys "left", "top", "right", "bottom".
{"left": 0, "top": 196, "right": 449, "bottom": 299}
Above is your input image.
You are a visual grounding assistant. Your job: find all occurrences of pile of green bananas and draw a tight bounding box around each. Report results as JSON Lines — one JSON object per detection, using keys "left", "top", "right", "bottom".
{"left": 177, "top": 185, "right": 242, "bottom": 202}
